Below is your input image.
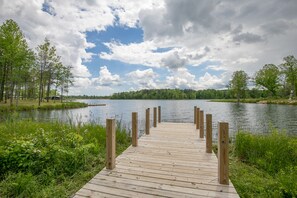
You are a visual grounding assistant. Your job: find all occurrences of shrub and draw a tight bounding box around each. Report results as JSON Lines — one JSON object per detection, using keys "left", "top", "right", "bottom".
{"left": 0, "top": 120, "right": 131, "bottom": 197}
{"left": 233, "top": 130, "right": 297, "bottom": 197}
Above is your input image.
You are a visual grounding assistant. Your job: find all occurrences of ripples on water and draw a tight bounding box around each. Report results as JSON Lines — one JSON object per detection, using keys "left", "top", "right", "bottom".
{"left": 5, "top": 99, "right": 297, "bottom": 139}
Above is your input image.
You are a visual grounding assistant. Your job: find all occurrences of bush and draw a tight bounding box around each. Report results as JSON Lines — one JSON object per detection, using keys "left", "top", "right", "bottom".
{"left": 233, "top": 130, "right": 297, "bottom": 197}
{"left": 0, "top": 120, "right": 131, "bottom": 197}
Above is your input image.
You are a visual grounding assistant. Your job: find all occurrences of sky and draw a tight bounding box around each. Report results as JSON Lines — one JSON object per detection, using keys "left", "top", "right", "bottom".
{"left": 0, "top": 0, "right": 297, "bottom": 96}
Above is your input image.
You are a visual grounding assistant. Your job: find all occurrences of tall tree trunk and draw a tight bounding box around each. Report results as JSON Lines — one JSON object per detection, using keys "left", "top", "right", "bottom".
{"left": 0, "top": 70, "right": 6, "bottom": 102}
{"left": 38, "top": 67, "right": 43, "bottom": 106}
{"left": 16, "top": 85, "right": 20, "bottom": 107}
{"left": 46, "top": 77, "right": 51, "bottom": 102}
{"left": 9, "top": 82, "right": 15, "bottom": 106}
{"left": 23, "top": 79, "right": 27, "bottom": 100}
{"left": 60, "top": 85, "right": 64, "bottom": 103}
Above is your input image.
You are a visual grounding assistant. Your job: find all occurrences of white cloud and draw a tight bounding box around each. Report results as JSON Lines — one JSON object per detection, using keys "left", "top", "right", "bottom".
{"left": 103, "top": 0, "right": 297, "bottom": 88}
{"left": 126, "top": 69, "right": 158, "bottom": 89}
{"left": 0, "top": 0, "right": 115, "bottom": 78}
{"left": 110, "top": 0, "right": 164, "bottom": 27}
{"left": 93, "top": 66, "right": 120, "bottom": 87}
{"left": 1, "top": 0, "right": 297, "bottom": 95}
{"left": 165, "top": 68, "right": 226, "bottom": 90}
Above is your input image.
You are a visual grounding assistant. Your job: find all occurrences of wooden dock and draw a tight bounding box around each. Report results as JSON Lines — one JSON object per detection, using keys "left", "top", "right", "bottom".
{"left": 74, "top": 122, "right": 239, "bottom": 198}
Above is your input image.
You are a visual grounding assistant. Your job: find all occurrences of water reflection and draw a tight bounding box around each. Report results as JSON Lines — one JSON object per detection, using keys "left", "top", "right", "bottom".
{"left": 1, "top": 99, "right": 296, "bottom": 138}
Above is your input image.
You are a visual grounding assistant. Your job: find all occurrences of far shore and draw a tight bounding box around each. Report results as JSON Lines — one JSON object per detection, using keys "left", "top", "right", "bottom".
{"left": 210, "top": 98, "right": 297, "bottom": 105}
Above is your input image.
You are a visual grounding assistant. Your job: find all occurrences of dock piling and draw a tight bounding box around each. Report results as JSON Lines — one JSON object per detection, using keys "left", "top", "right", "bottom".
{"left": 132, "top": 112, "right": 138, "bottom": 147}
{"left": 154, "top": 107, "right": 157, "bottom": 127}
{"left": 106, "top": 119, "right": 116, "bottom": 170}
{"left": 145, "top": 108, "right": 150, "bottom": 135}
{"left": 158, "top": 106, "right": 161, "bottom": 123}
{"left": 196, "top": 107, "right": 200, "bottom": 129}
{"left": 194, "top": 106, "right": 197, "bottom": 124}
{"left": 199, "top": 110, "right": 204, "bottom": 138}
{"left": 218, "top": 122, "right": 229, "bottom": 185}
{"left": 206, "top": 114, "right": 212, "bottom": 153}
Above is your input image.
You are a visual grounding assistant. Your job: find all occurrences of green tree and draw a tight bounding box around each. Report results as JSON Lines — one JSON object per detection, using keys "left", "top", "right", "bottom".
{"left": 280, "top": 55, "right": 297, "bottom": 98}
{"left": 36, "top": 38, "right": 59, "bottom": 106}
{"left": 255, "top": 64, "right": 280, "bottom": 97}
{"left": 0, "top": 19, "right": 34, "bottom": 105}
{"left": 229, "top": 70, "right": 248, "bottom": 103}
{"left": 55, "top": 64, "right": 73, "bottom": 102}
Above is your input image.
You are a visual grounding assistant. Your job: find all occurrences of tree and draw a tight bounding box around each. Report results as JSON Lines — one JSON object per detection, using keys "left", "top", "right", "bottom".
{"left": 0, "top": 19, "right": 34, "bottom": 105}
{"left": 229, "top": 70, "right": 248, "bottom": 103}
{"left": 255, "top": 64, "right": 280, "bottom": 97}
{"left": 36, "top": 38, "right": 59, "bottom": 106}
{"left": 55, "top": 64, "right": 73, "bottom": 102}
{"left": 280, "top": 55, "right": 297, "bottom": 98}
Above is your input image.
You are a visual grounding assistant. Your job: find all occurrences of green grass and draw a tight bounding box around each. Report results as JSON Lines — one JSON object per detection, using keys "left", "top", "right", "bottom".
{"left": 0, "top": 120, "right": 131, "bottom": 197}
{"left": 228, "top": 130, "right": 297, "bottom": 197}
{"left": 0, "top": 100, "right": 88, "bottom": 112}
{"left": 210, "top": 98, "right": 297, "bottom": 105}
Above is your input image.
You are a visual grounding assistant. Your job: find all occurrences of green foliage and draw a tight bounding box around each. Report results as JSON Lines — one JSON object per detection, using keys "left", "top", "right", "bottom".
{"left": 0, "top": 101, "right": 87, "bottom": 112}
{"left": 37, "top": 102, "right": 88, "bottom": 110}
{"left": 0, "top": 19, "right": 73, "bottom": 105}
{"left": 233, "top": 131, "right": 297, "bottom": 197}
{"left": 0, "top": 120, "right": 131, "bottom": 197}
{"left": 111, "top": 89, "right": 240, "bottom": 100}
{"left": 230, "top": 160, "right": 281, "bottom": 197}
{"left": 255, "top": 64, "right": 280, "bottom": 96}
{"left": 229, "top": 70, "right": 249, "bottom": 102}
{"left": 0, "top": 19, "right": 35, "bottom": 105}
{"left": 0, "top": 172, "right": 39, "bottom": 198}
{"left": 280, "top": 55, "right": 297, "bottom": 98}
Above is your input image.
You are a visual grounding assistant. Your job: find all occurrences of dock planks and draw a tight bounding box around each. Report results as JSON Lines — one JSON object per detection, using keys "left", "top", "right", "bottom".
{"left": 74, "top": 122, "right": 239, "bottom": 198}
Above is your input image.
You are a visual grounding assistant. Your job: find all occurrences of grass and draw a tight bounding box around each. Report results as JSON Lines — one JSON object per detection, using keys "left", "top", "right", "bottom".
{"left": 210, "top": 98, "right": 297, "bottom": 105}
{"left": 220, "top": 130, "right": 297, "bottom": 197}
{"left": 0, "top": 100, "right": 88, "bottom": 112}
{"left": 0, "top": 119, "right": 131, "bottom": 197}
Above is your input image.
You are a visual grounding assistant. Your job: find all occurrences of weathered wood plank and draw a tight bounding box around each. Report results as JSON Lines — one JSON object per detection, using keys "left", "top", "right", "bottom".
{"left": 74, "top": 122, "right": 239, "bottom": 198}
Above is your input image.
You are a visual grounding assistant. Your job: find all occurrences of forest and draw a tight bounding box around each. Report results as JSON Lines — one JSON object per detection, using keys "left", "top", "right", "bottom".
{"left": 0, "top": 19, "right": 73, "bottom": 106}
{"left": 112, "top": 55, "right": 297, "bottom": 101}
{"left": 110, "top": 88, "right": 268, "bottom": 100}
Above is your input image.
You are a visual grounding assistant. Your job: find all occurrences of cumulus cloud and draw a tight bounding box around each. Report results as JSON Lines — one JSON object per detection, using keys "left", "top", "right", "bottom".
{"left": 93, "top": 66, "right": 120, "bottom": 87}
{"left": 0, "top": 0, "right": 115, "bottom": 78}
{"left": 126, "top": 69, "right": 158, "bottom": 89}
{"left": 161, "top": 51, "right": 188, "bottom": 69}
{"left": 110, "top": 0, "right": 164, "bottom": 27}
{"left": 2, "top": 0, "right": 297, "bottom": 94}
{"left": 164, "top": 68, "right": 226, "bottom": 90}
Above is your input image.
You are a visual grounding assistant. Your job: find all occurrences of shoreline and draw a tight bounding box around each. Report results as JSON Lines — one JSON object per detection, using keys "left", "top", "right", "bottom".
{"left": 0, "top": 101, "right": 88, "bottom": 112}
{"left": 210, "top": 98, "right": 297, "bottom": 105}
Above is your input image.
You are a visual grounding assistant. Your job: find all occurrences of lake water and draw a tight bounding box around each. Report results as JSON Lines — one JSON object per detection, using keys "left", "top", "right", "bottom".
{"left": 9, "top": 99, "right": 297, "bottom": 139}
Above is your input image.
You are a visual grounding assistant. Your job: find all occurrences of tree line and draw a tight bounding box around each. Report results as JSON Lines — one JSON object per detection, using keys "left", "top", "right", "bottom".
{"left": 112, "top": 55, "right": 296, "bottom": 101}
{"left": 0, "top": 19, "right": 73, "bottom": 106}
{"left": 110, "top": 89, "right": 268, "bottom": 100}
{"left": 230, "top": 55, "right": 297, "bottom": 102}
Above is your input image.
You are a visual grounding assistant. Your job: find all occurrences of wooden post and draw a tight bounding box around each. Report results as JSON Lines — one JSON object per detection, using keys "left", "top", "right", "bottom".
{"left": 206, "top": 114, "right": 212, "bottom": 153}
{"left": 196, "top": 108, "right": 200, "bottom": 129}
{"left": 153, "top": 107, "right": 157, "bottom": 127}
{"left": 158, "top": 106, "right": 161, "bottom": 123}
{"left": 199, "top": 110, "right": 204, "bottom": 138}
{"left": 145, "top": 108, "right": 150, "bottom": 135}
{"left": 132, "top": 112, "right": 138, "bottom": 147}
{"left": 106, "top": 119, "right": 116, "bottom": 170}
{"left": 218, "top": 122, "right": 229, "bottom": 185}
{"left": 194, "top": 106, "right": 197, "bottom": 124}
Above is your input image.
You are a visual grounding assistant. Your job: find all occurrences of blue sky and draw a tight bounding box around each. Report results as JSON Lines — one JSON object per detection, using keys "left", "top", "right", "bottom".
{"left": 1, "top": 0, "right": 297, "bottom": 95}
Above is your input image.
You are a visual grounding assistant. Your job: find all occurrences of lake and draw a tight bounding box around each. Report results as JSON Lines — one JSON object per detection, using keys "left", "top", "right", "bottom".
{"left": 10, "top": 99, "right": 297, "bottom": 139}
